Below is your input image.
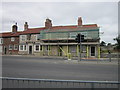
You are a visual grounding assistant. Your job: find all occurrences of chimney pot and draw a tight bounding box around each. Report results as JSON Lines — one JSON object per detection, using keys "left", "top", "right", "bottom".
{"left": 45, "top": 18, "right": 52, "bottom": 29}
{"left": 78, "top": 17, "right": 82, "bottom": 26}
{"left": 24, "top": 22, "right": 28, "bottom": 31}
{"left": 12, "top": 23, "right": 18, "bottom": 33}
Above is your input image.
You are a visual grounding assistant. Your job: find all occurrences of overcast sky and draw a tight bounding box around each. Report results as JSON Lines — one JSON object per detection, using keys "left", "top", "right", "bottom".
{"left": 1, "top": 2, "right": 118, "bottom": 44}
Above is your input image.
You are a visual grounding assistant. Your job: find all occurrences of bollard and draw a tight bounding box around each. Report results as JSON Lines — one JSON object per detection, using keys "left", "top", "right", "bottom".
{"left": 68, "top": 53, "right": 71, "bottom": 60}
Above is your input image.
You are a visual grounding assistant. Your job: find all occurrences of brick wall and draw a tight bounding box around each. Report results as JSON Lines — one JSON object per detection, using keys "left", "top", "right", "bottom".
{"left": 2, "top": 36, "right": 19, "bottom": 55}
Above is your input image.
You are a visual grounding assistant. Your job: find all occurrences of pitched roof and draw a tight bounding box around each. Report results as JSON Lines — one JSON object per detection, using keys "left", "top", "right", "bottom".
{"left": 20, "top": 27, "right": 45, "bottom": 35}
{"left": 20, "top": 24, "right": 98, "bottom": 35}
{"left": 0, "top": 24, "right": 99, "bottom": 36}
{"left": 50, "top": 24, "right": 98, "bottom": 30}
{"left": 0, "top": 31, "right": 22, "bottom": 37}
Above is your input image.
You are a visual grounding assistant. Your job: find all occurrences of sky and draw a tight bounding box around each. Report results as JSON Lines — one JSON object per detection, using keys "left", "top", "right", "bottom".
{"left": 1, "top": 1, "right": 119, "bottom": 44}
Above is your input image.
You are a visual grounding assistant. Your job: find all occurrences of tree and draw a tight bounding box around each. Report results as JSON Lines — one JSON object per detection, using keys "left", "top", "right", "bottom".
{"left": 100, "top": 41, "right": 106, "bottom": 46}
{"left": 107, "top": 43, "right": 112, "bottom": 46}
{"left": 114, "top": 35, "right": 120, "bottom": 51}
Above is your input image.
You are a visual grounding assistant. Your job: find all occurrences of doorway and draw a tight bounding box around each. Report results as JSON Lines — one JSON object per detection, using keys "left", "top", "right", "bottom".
{"left": 4, "top": 47, "right": 7, "bottom": 54}
{"left": 91, "top": 46, "right": 95, "bottom": 56}
{"left": 29, "top": 46, "right": 32, "bottom": 54}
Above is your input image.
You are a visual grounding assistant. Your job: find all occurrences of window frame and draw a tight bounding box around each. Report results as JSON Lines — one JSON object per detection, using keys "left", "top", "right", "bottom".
{"left": 34, "top": 45, "right": 40, "bottom": 51}
{"left": 19, "top": 45, "right": 27, "bottom": 51}
{"left": 9, "top": 45, "right": 13, "bottom": 50}
{"left": 20, "top": 45, "right": 24, "bottom": 51}
{"left": 14, "top": 45, "right": 18, "bottom": 50}
{"left": 36, "top": 34, "right": 40, "bottom": 41}
{"left": 0, "top": 38, "right": 3, "bottom": 44}
{"left": 20, "top": 35, "right": 26, "bottom": 41}
{"left": 11, "top": 37, "right": 15, "bottom": 41}
{"left": 40, "top": 45, "right": 43, "bottom": 51}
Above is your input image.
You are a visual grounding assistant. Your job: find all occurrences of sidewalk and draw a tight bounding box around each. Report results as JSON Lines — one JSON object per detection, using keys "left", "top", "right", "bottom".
{"left": 2, "top": 54, "right": 119, "bottom": 60}
{"left": 2, "top": 55, "right": 119, "bottom": 65}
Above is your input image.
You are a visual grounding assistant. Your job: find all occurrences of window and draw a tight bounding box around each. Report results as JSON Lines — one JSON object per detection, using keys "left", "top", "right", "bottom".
{"left": 24, "top": 45, "right": 27, "bottom": 50}
{"left": 35, "top": 45, "right": 39, "bottom": 51}
{"left": 11, "top": 37, "right": 15, "bottom": 41}
{"left": 36, "top": 34, "right": 40, "bottom": 40}
{"left": 27, "top": 34, "right": 31, "bottom": 40}
{"left": 14, "top": 45, "right": 18, "bottom": 50}
{"left": 19, "top": 45, "right": 27, "bottom": 51}
{"left": 20, "top": 35, "right": 26, "bottom": 41}
{"left": 20, "top": 45, "right": 24, "bottom": 51}
{"left": 40, "top": 45, "right": 43, "bottom": 51}
{"left": 47, "top": 45, "right": 50, "bottom": 51}
{"left": 9, "top": 45, "right": 13, "bottom": 50}
{"left": 0, "top": 38, "right": 3, "bottom": 44}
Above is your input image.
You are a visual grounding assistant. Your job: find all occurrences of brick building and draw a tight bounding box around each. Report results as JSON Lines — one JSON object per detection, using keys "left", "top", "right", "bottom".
{"left": 18, "top": 17, "right": 100, "bottom": 58}
{"left": 0, "top": 23, "right": 22, "bottom": 55}
{"left": 0, "top": 17, "right": 100, "bottom": 58}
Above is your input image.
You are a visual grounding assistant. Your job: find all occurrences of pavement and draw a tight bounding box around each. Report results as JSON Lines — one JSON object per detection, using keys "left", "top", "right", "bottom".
{"left": 1, "top": 55, "right": 119, "bottom": 65}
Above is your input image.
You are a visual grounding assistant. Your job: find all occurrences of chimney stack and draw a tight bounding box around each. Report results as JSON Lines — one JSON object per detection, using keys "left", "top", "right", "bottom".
{"left": 78, "top": 17, "right": 82, "bottom": 26}
{"left": 12, "top": 23, "right": 18, "bottom": 33}
{"left": 45, "top": 18, "right": 52, "bottom": 29}
{"left": 24, "top": 22, "right": 28, "bottom": 31}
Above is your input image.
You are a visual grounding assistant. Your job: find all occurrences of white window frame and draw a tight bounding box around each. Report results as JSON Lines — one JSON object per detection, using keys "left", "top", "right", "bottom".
{"left": 9, "top": 45, "right": 13, "bottom": 50}
{"left": 11, "top": 37, "right": 15, "bottom": 41}
{"left": 19, "top": 45, "right": 24, "bottom": 51}
{"left": 14, "top": 45, "right": 18, "bottom": 50}
{"left": 0, "top": 38, "right": 3, "bottom": 44}
{"left": 34, "top": 45, "right": 40, "bottom": 51}
{"left": 20, "top": 35, "right": 27, "bottom": 41}
{"left": 40, "top": 45, "right": 43, "bottom": 51}
{"left": 24, "top": 45, "right": 26, "bottom": 50}
{"left": 19, "top": 45, "right": 27, "bottom": 51}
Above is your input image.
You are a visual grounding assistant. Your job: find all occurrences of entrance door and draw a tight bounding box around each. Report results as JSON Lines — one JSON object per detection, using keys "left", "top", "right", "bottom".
{"left": 91, "top": 46, "right": 95, "bottom": 56}
{"left": 29, "top": 46, "right": 32, "bottom": 54}
{"left": 4, "top": 47, "right": 7, "bottom": 54}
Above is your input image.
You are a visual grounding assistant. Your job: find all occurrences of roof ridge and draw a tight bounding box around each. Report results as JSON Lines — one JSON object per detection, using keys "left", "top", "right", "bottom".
{"left": 83, "top": 24, "right": 97, "bottom": 25}
{"left": 0, "top": 31, "right": 23, "bottom": 34}
{"left": 28, "top": 27, "right": 45, "bottom": 30}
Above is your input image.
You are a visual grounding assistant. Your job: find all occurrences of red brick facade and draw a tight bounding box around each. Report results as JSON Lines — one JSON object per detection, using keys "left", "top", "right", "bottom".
{"left": 2, "top": 36, "right": 19, "bottom": 55}
{"left": 0, "top": 23, "right": 21, "bottom": 55}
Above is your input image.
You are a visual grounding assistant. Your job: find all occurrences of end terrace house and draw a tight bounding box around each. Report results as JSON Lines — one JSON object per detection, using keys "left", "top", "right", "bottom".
{"left": 0, "top": 23, "right": 22, "bottom": 55}
{"left": 19, "top": 17, "right": 100, "bottom": 58}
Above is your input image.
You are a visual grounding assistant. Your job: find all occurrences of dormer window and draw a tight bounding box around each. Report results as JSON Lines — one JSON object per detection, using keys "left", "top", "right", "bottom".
{"left": 11, "top": 37, "right": 15, "bottom": 41}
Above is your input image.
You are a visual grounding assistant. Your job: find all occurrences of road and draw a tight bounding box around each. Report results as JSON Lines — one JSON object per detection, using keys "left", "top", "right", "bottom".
{"left": 2, "top": 56, "right": 118, "bottom": 81}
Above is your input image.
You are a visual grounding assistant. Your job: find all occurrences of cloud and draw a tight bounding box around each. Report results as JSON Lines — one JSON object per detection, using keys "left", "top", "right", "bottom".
{"left": 1, "top": 2, "right": 118, "bottom": 44}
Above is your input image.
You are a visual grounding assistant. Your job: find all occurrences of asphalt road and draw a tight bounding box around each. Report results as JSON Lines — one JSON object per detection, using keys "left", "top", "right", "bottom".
{"left": 2, "top": 56, "right": 118, "bottom": 81}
